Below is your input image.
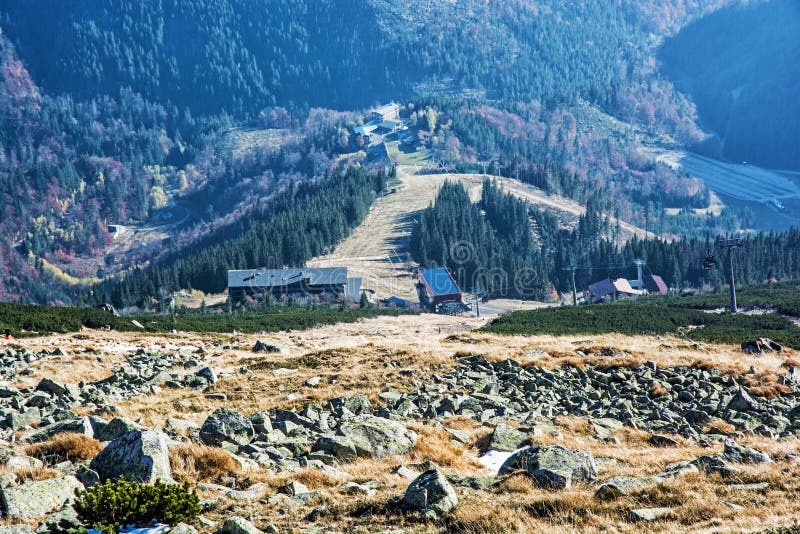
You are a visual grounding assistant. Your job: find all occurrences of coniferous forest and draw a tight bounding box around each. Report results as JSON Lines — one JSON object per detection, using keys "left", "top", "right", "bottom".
{"left": 412, "top": 180, "right": 800, "bottom": 300}
{"left": 0, "top": 0, "right": 796, "bottom": 305}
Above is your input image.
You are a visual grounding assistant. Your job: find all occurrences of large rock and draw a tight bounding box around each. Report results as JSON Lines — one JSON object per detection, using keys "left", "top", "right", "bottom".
{"left": 337, "top": 415, "right": 417, "bottom": 458}
{"left": 595, "top": 476, "right": 663, "bottom": 500}
{"left": 218, "top": 517, "right": 264, "bottom": 534}
{"left": 403, "top": 468, "right": 458, "bottom": 518}
{"left": 628, "top": 507, "right": 674, "bottom": 522}
{"left": 487, "top": 423, "right": 529, "bottom": 452}
{"left": 0, "top": 476, "right": 82, "bottom": 519}
{"left": 741, "top": 338, "right": 782, "bottom": 354}
{"left": 727, "top": 388, "right": 759, "bottom": 412}
{"left": 96, "top": 417, "right": 145, "bottom": 442}
{"left": 89, "top": 430, "right": 173, "bottom": 483}
{"left": 723, "top": 440, "right": 772, "bottom": 464}
{"left": 498, "top": 445, "right": 597, "bottom": 489}
{"left": 312, "top": 435, "right": 358, "bottom": 463}
{"left": 200, "top": 409, "right": 255, "bottom": 447}
{"left": 22, "top": 417, "right": 93, "bottom": 443}
{"left": 252, "top": 341, "right": 289, "bottom": 355}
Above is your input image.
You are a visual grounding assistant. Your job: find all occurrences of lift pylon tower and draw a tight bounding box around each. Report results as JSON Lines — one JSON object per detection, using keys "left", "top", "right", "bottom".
{"left": 716, "top": 238, "right": 743, "bottom": 313}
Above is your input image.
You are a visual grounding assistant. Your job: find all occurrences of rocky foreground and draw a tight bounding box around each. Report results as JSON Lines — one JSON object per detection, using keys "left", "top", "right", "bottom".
{"left": 1, "top": 323, "right": 799, "bottom": 532}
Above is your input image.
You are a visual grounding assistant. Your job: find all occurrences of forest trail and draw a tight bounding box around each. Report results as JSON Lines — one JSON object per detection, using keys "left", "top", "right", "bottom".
{"left": 308, "top": 166, "right": 652, "bottom": 300}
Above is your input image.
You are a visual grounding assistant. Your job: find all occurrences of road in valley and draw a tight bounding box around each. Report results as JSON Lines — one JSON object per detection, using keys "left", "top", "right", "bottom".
{"left": 642, "top": 148, "right": 800, "bottom": 203}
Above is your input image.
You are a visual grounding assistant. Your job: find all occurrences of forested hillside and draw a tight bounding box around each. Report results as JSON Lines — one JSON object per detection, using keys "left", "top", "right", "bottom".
{"left": 1, "top": 0, "right": 724, "bottom": 115}
{"left": 659, "top": 0, "right": 800, "bottom": 168}
{"left": 104, "top": 167, "right": 386, "bottom": 308}
{"left": 413, "top": 180, "right": 800, "bottom": 298}
{"left": 0, "top": 0, "right": 785, "bottom": 306}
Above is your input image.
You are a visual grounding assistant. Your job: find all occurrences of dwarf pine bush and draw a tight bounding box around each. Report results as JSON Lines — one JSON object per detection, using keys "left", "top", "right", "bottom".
{"left": 73, "top": 479, "right": 201, "bottom": 533}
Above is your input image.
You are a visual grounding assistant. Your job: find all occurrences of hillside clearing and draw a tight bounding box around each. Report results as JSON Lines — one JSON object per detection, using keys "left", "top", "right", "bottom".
{"left": 309, "top": 165, "right": 653, "bottom": 301}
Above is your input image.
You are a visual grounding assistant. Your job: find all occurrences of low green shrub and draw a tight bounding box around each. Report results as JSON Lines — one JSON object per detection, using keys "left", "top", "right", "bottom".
{"left": 0, "top": 301, "right": 415, "bottom": 337}
{"left": 481, "top": 301, "right": 800, "bottom": 349}
{"left": 73, "top": 479, "right": 201, "bottom": 533}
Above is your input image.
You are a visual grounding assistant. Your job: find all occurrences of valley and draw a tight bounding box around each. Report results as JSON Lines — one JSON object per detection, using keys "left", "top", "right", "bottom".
{"left": 642, "top": 147, "right": 800, "bottom": 231}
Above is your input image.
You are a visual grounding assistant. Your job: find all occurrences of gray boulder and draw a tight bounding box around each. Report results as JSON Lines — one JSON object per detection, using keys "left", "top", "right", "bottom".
{"left": 0, "top": 476, "right": 82, "bottom": 519}
{"left": 628, "top": 507, "right": 674, "bottom": 522}
{"left": 200, "top": 409, "right": 255, "bottom": 447}
{"left": 0, "top": 527, "right": 36, "bottom": 534}
{"left": 741, "top": 338, "right": 782, "bottom": 354}
{"left": 487, "top": 423, "right": 528, "bottom": 452}
{"left": 692, "top": 455, "right": 739, "bottom": 477}
{"left": 723, "top": 440, "right": 772, "bottom": 464}
{"left": 403, "top": 468, "right": 458, "bottom": 518}
{"left": 658, "top": 461, "right": 699, "bottom": 478}
{"left": 36, "top": 505, "right": 81, "bottom": 533}
{"left": 89, "top": 430, "right": 173, "bottom": 483}
{"left": 23, "top": 417, "right": 93, "bottom": 443}
{"left": 595, "top": 476, "right": 662, "bottom": 500}
{"left": 499, "top": 445, "right": 597, "bottom": 489}
{"left": 338, "top": 415, "right": 417, "bottom": 458}
{"left": 727, "top": 388, "right": 759, "bottom": 412}
{"left": 252, "top": 341, "right": 289, "bottom": 355}
{"left": 342, "top": 394, "right": 373, "bottom": 416}
{"left": 96, "top": 417, "right": 144, "bottom": 442}
{"left": 648, "top": 434, "right": 678, "bottom": 447}
{"left": 197, "top": 367, "right": 217, "bottom": 384}
{"left": 218, "top": 517, "right": 264, "bottom": 534}
{"left": 312, "top": 435, "right": 358, "bottom": 463}
{"left": 590, "top": 418, "right": 623, "bottom": 440}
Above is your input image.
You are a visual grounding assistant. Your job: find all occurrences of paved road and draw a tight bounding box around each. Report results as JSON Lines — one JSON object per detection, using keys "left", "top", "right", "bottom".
{"left": 643, "top": 148, "right": 800, "bottom": 203}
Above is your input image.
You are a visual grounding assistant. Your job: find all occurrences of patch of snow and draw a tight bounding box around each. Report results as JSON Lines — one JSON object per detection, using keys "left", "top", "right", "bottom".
{"left": 478, "top": 447, "right": 525, "bottom": 475}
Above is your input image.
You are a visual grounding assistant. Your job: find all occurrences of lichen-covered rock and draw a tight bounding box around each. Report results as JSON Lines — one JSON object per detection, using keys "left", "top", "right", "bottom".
{"left": 498, "top": 445, "right": 597, "bottom": 489}
{"left": 252, "top": 341, "right": 289, "bottom": 355}
{"left": 89, "top": 430, "right": 173, "bottom": 483}
{"left": 22, "top": 416, "right": 93, "bottom": 443}
{"left": 218, "top": 516, "right": 264, "bottom": 534}
{"left": 0, "top": 475, "right": 82, "bottom": 519}
{"left": 727, "top": 388, "right": 759, "bottom": 412}
{"left": 723, "top": 440, "right": 772, "bottom": 464}
{"left": 338, "top": 415, "right": 417, "bottom": 458}
{"left": 487, "top": 423, "right": 528, "bottom": 452}
{"left": 0, "top": 526, "right": 36, "bottom": 534}
{"left": 692, "top": 455, "right": 740, "bottom": 477}
{"left": 403, "top": 468, "right": 458, "bottom": 518}
{"left": 595, "top": 476, "right": 663, "bottom": 500}
{"left": 628, "top": 507, "right": 674, "bottom": 522}
{"left": 96, "top": 416, "right": 145, "bottom": 442}
{"left": 312, "top": 434, "right": 358, "bottom": 462}
{"left": 200, "top": 409, "right": 255, "bottom": 447}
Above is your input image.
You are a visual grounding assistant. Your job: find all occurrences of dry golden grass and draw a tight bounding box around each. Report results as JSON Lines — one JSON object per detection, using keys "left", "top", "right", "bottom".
{"left": 170, "top": 444, "right": 241, "bottom": 484}
{"left": 23, "top": 432, "right": 102, "bottom": 463}
{"left": 650, "top": 382, "right": 668, "bottom": 398}
{"left": 248, "top": 466, "right": 346, "bottom": 491}
{"left": 408, "top": 424, "right": 484, "bottom": 472}
{"left": 9, "top": 315, "right": 800, "bottom": 533}
{"left": 4, "top": 465, "right": 61, "bottom": 482}
{"left": 740, "top": 370, "right": 793, "bottom": 398}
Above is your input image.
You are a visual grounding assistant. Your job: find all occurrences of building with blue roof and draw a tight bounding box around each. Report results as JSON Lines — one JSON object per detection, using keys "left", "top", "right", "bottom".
{"left": 417, "top": 267, "right": 462, "bottom": 311}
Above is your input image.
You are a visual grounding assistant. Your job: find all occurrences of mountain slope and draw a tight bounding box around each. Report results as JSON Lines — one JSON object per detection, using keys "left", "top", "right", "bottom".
{"left": 659, "top": 0, "right": 800, "bottom": 169}
{"left": 0, "top": 0, "right": 723, "bottom": 116}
